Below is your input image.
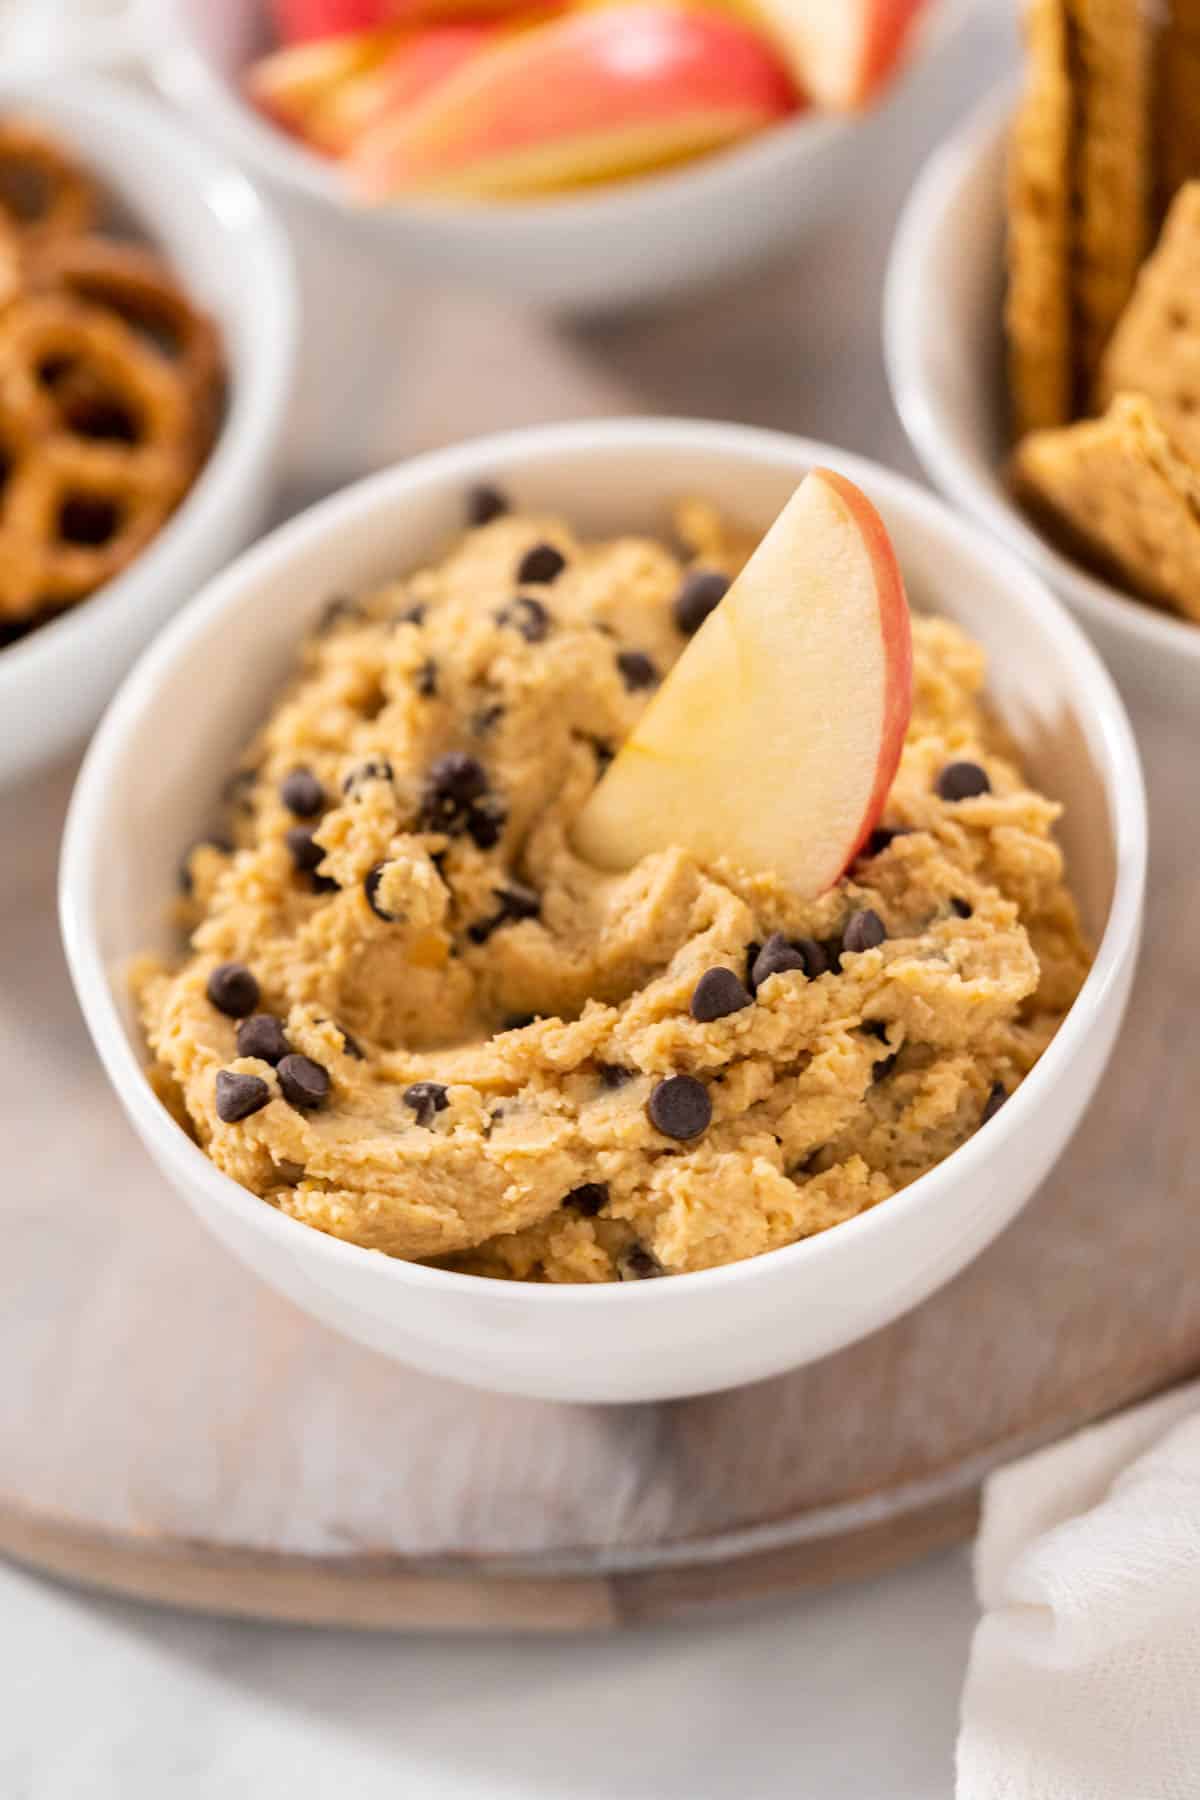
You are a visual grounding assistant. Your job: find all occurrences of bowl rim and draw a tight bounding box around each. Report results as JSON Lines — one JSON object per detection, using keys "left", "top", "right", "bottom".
{"left": 148, "top": 0, "right": 974, "bottom": 230}
{"left": 883, "top": 81, "right": 1200, "bottom": 673}
{"left": 59, "top": 417, "right": 1147, "bottom": 1309}
{"left": 0, "top": 69, "right": 299, "bottom": 701}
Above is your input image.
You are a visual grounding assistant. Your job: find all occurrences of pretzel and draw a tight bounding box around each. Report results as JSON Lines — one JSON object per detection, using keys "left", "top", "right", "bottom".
{"left": 0, "top": 294, "right": 194, "bottom": 622}
{"left": 31, "top": 237, "right": 225, "bottom": 454}
{"left": 0, "top": 119, "right": 96, "bottom": 247}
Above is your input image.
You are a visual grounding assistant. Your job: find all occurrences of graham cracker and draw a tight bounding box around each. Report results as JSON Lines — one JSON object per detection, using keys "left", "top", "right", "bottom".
{"left": 1098, "top": 182, "right": 1200, "bottom": 462}
{"left": 1011, "top": 391, "right": 1200, "bottom": 621}
{"left": 1157, "top": 0, "right": 1200, "bottom": 211}
{"left": 1006, "top": 0, "right": 1075, "bottom": 436}
{"left": 1069, "top": 0, "right": 1151, "bottom": 397}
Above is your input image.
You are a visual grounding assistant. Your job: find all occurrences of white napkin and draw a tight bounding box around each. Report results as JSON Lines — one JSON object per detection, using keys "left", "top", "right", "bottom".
{"left": 957, "top": 1380, "right": 1200, "bottom": 1799}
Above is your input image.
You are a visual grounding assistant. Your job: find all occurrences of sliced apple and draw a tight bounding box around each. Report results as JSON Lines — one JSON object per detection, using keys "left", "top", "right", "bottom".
{"left": 246, "top": 29, "right": 402, "bottom": 141}
{"left": 345, "top": 3, "right": 800, "bottom": 202}
{"left": 573, "top": 470, "right": 913, "bottom": 897}
{"left": 270, "top": 0, "right": 393, "bottom": 45}
{"left": 734, "top": 0, "right": 930, "bottom": 109}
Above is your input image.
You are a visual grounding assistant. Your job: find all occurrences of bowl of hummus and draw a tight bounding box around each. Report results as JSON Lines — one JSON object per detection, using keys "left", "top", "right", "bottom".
{"left": 59, "top": 419, "right": 1145, "bottom": 1402}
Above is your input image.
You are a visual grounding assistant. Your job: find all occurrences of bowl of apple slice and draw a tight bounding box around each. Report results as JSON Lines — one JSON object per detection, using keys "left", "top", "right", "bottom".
{"left": 151, "top": 0, "right": 970, "bottom": 310}
{"left": 61, "top": 418, "right": 1144, "bottom": 1401}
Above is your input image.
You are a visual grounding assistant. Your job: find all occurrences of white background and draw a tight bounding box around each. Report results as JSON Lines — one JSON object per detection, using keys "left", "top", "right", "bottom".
{"left": 2, "top": 4, "right": 1013, "bottom": 1794}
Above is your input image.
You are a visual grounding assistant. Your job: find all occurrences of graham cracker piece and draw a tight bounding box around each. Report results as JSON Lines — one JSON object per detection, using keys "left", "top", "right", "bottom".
{"left": 1006, "top": 0, "right": 1075, "bottom": 436}
{"left": 1097, "top": 182, "right": 1200, "bottom": 461}
{"left": 1069, "top": 0, "right": 1151, "bottom": 397}
{"left": 1157, "top": 0, "right": 1200, "bottom": 211}
{"left": 1012, "top": 391, "right": 1200, "bottom": 621}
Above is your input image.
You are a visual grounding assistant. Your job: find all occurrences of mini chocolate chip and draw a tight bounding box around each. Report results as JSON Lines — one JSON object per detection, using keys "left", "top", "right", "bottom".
{"left": 616, "top": 649, "right": 659, "bottom": 691}
{"left": 466, "top": 795, "right": 507, "bottom": 849}
{"left": 394, "top": 602, "right": 426, "bottom": 626}
{"left": 951, "top": 896, "right": 973, "bottom": 919}
{"left": 342, "top": 757, "right": 393, "bottom": 797}
{"left": 310, "top": 872, "right": 340, "bottom": 895}
{"left": 751, "top": 933, "right": 810, "bottom": 990}
{"left": 503, "top": 1014, "right": 537, "bottom": 1032}
{"left": 647, "top": 1074, "right": 711, "bottom": 1141}
{"left": 980, "top": 1081, "right": 1008, "bottom": 1125}
{"left": 364, "top": 862, "right": 398, "bottom": 921}
{"left": 795, "top": 937, "right": 829, "bottom": 978}
{"left": 497, "top": 881, "right": 540, "bottom": 920}
{"left": 236, "top": 1013, "right": 290, "bottom": 1065}
{"left": 673, "top": 568, "right": 729, "bottom": 635}
{"left": 690, "top": 967, "right": 753, "bottom": 1022}
{"left": 338, "top": 1026, "right": 364, "bottom": 1059}
{"left": 517, "top": 542, "right": 565, "bottom": 584}
{"left": 497, "top": 595, "right": 550, "bottom": 642}
{"left": 471, "top": 702, "right": 505, "bottom": 736}
{"left": 215, "top": 1069, "right": 270, "bottom": 1123}
{"left": 861, "top": 825, "right": 912, "bottom": 859}
{"left": 842, "top": 909, "right": 887, "bottom": 955}
{"left": 278, "top": 1053, "right": 330, "bottom": 1110}
{"left": 415, "top": 658, "right": 438, "bottom": 697}
{"left": 317, "top": 594, "right": 361, "bottom": 633}
{"left": 597, "top": 1062, "right": 633, "bottom": 1088}
{"left": 404, "top": 1080, "right": 449, "bottom": 1127}
{"left": 206, "top": 961, "right": 259, "bottom": 1019}
{"left": 280, "top": 767, "right": 324, "bottom": 818}
{"left": 286, "top": 825, "right": 325, "bottom": 873}
{"left": 745, "top": 942, "right": 761, "bottom": 987}
{"left": 431, "top": 751, "right": 488, "bottom": 801}
{"left": 467, "top": 482, "right": 509, "bottom": 526}
{"left": 937, "top": 761, "right": 991, "bottom": 802}
{"left": 471, "top": 880, "right": 540, "bottom": 942}
{"left": 565, "top": 1182, "right": 608, "bottom": 1217}
{"left": 619, "top": 1245, "right": 663, "bottom": 1280}
{"left": 222, "top": 766, "right": 258, "bottom": 814}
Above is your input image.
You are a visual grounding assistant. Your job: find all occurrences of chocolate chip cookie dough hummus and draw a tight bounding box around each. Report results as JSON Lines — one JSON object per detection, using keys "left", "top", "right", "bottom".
{"left": 136, "top": 483, "right": 1091, "bottom": 1283}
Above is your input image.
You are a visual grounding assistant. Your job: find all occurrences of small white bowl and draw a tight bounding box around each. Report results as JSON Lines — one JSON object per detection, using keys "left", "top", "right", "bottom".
{"left": 151, "top": 0, "right": 975, "bottom": 313}
{"left": 885, "top": 86, "right": 1200, "bottom": 711}
{"left": 0, "top": 72, "right": 298, "bottom": 785}
{"left": 60, "top": 419, "right": 1146, "bottom": 1404}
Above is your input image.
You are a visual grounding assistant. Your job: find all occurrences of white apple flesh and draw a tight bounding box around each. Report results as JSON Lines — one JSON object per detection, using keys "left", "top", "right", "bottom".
{"left": 572, "top": 468, "right": 913, "bottom": 897}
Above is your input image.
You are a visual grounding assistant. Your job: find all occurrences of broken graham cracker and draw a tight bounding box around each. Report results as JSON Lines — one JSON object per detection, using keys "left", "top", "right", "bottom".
{"left": 1012, "top": 391, "right": 1200, "bottom": 621}
{"left": 1098, "top": 182, "right": 1200, "bottom": 460}
{"left": 1069, "top": 0, "right": 1151, "bottom": 398}
{"left": 1157, "top": 0, "right": 1200, "bottom": 212}
{"left": 1006, "top": 0, "right": 1075, "bottom": 436}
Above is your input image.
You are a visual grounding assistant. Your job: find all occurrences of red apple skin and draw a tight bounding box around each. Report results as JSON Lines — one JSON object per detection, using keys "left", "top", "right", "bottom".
{"left": 271, "top": 0, "right": 390, "bottom": 45}
{"left": 811, "top": 467, "right": 913, "bottom": 876}
{"left": 851, "top": 0, "right": 928, "bottom": 105}
{"left": 345, "top": 3, "right": 800, "bottom": 200}
{"left": 367, "top": 24, "right": 500, "bottom": 116}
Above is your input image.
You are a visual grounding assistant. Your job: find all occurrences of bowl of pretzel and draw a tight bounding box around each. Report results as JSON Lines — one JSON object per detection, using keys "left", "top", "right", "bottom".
{"left": 0, "top": 73, "right": 297, "bottom": 785}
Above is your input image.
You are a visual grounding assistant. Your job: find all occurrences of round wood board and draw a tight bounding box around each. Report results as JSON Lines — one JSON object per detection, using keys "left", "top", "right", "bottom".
{"left": 3, "top": 678, "right": 1196, "bottom": 1635}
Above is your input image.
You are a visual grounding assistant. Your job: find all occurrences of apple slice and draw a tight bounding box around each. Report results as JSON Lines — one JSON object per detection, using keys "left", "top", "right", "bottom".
{"left": 735, "top": 0, "right": 929, "bottom": 109}
{"left": 246, "top": 29, "right": 401, "bottom": 142}
{"left": 345, "top": 3, "right": 799, "bottom": 202}
{"left": 270, "top": 0, "right": 392, "bottom": 46}
{"left": 573, "top": 470, "right": 913, "bottom": 896}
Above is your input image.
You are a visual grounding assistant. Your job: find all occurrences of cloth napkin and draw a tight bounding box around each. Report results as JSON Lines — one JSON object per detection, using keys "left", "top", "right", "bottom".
{"left": 957, "top": 1379, "right": 1200, "bottom": 1799}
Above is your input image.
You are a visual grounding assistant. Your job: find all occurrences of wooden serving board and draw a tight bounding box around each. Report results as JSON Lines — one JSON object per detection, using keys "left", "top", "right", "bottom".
{"left": 2, "top": 679, "right": 1194, "bottom": 1634}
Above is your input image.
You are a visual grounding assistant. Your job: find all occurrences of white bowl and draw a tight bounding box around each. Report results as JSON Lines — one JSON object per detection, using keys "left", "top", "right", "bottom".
{"left": 0, "top": 71, "right": 298, "bottom": 785}
{"left": 884, "top": 86, "right": 1200, "bottom": 711}
{"left": 59, "top": 418, "right": 1146, "bottom": 1404}
{"left": 150, "top": 0, "right": 975, "bottom": 313}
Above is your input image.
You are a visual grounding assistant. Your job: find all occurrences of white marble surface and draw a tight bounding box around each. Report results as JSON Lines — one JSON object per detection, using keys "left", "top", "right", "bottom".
{"left": 3, "top": 4, "right": 1016, "bottom": 1794}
